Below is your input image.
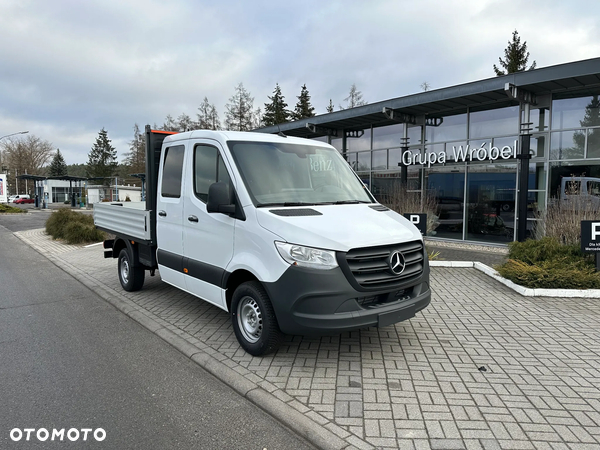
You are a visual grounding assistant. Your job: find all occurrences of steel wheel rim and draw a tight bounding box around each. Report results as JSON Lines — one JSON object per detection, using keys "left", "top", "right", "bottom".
{"left": 121, "top": 258, "right": 130, "bottom": 284}
{"left": 237, "top": 296, "right": 262, "bottom": 344}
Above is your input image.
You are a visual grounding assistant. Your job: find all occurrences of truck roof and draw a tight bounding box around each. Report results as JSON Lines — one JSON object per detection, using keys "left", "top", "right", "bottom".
{"left": 162, "top": 129, "right": 331, "bottom": 147}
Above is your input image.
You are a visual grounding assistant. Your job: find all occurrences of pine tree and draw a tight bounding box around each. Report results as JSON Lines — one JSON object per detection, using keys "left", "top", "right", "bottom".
{"left": 494, "top": 30, "right": 537, "bottom": 76}
{"left": 122, "top": 124, "right": 146, "bottom": 176}
{"left": 48, "top": 148, "right": 68, "bottom": 177}
{"left": 326, "top": 99, "right": 334, "bottom": 113}
{"left": 86, "top": 128, "right": 118, "bottom": 183}
{"left": 292, "top": 84, "right": 315, "bottom": 120}
{"left": 340, "top": 84, "right": 367, "bottom": 109}
{"left": 225, "top": 83, "right": 255, "bottom": 131}
{"left": 262, "top": 83, "right": 290, "bottom": 126}
{"left": 197, "top": 97, "right": 221, "bottom": 130}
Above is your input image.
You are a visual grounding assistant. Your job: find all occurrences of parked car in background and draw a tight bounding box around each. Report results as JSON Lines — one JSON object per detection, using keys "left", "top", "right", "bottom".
{"left": 10, "top": 195, "right": 31, "bottom": 203}
{"left": 14, "top": 197, "right": 34, "bottom": 204}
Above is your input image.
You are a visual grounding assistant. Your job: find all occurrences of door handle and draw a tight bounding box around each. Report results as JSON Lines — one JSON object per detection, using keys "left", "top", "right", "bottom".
{"left": 158, "top": 210, "right": 167, "bottom": 217}
{"left": 188, "top": 215, "right": 198, "bottom": 223}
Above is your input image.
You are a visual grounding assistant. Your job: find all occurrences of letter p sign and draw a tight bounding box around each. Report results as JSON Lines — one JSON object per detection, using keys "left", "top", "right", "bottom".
{"left": 403, "top": 213, "right": 427, "bottom": 235}
{"left": 593, "top": 222, "right": 600, "bottom": 241}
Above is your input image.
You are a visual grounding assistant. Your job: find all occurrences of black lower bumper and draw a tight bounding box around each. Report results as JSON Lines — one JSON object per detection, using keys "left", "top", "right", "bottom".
{"left": 263, "top": 262, "right": 431, "bottom": 336}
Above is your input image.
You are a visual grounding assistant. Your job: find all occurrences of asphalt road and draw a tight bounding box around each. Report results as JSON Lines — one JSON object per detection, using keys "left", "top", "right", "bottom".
{"left": 0, "top": 218, "right": 315, "bottom": 449}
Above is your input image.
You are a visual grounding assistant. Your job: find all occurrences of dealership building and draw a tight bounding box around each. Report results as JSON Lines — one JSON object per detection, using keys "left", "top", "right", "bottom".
{"left": 258, "top": 58, "right": 600, "bottom": 245}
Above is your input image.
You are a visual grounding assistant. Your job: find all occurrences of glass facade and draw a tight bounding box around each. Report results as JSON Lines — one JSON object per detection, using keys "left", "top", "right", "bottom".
{"left": 318, "top": 88, "right": 600, "bottom": 244}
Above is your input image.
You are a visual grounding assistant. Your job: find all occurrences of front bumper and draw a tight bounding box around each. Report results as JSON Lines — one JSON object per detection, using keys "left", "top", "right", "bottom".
{"left": 263, "top": 261, "right": 431, "bottom": 336}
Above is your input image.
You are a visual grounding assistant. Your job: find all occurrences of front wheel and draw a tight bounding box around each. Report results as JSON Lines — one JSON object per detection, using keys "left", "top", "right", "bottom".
{"left": 118, "top": 248, "right": 145, "bottom": 292}
{"left": 231, "top": 281, "right": 282, "bottom": 356}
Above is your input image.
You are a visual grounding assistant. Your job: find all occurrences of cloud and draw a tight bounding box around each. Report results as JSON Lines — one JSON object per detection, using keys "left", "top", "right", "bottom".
{"left": 0, "top": 0, "right": 599, "bottom": 164}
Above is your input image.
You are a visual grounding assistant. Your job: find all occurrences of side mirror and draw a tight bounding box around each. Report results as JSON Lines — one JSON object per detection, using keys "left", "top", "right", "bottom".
{"left": 207, "top": 182, "right": 235, "bottom": 214}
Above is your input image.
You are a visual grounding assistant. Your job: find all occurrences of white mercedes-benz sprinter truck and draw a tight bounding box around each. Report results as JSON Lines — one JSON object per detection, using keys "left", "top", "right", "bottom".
{"left": 94, "top": 127, "right": 431, "bottom": 355}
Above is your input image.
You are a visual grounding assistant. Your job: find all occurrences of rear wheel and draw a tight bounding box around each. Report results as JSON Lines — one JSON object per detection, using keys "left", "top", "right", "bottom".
{"left": 231, "top": 281, "right": 282, "bottom": 356}
{"left": 118, "top": 248, "right": 145, "bottom": 292}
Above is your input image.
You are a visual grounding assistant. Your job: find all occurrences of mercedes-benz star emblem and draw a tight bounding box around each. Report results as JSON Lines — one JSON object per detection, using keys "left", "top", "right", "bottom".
{"left": 388, "top": 251, "right": 406, "bottom": 275}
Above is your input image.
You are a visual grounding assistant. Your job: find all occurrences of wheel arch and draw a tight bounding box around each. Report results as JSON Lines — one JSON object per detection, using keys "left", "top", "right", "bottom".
{"left": 225, "top": 269, "right": 259, "bottom": 312}
{"left": 113, "top": 238, "right": 142, "bottom": 267}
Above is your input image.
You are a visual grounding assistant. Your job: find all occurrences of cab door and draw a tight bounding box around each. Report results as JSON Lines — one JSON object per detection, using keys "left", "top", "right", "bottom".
{"left": 156, "top": 143, "right": 186, "bottom": 289}
{"left": 182, "top": 141, "right": 235, "bottom": 310}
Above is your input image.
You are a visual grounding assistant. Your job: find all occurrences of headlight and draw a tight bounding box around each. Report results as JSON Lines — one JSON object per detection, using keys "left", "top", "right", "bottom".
{"left": 275, "top": 242, "right": 338, "bottom": 270}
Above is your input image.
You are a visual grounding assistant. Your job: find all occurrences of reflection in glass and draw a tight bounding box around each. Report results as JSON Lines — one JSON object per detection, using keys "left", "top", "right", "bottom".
{"left": 469, "top": 106, "right": 519, "bottom": 139}
{"left": 372, "top": 123, "right": 404, "bottom": 150}
{"left": 372, "top": 149, "right": 387, "bottom": 170}
{"left": 426, "top": 168, "right": 464, "bottom": 240}
{"left": 357, "top": 152, "right": 371, "bottom": 171}
{"left": 531, "top": 135, "right": 546, "bottom": 158}
{"left": 371, "top": 168, "right": 422, "bottom": 204}
{"left": 552, "top": 94, "right": 600, "bottom": 129}
{"left": 425, "top": 113, "right": 467, "bottom": 143}
{"left": 347, "top": 128, "right": 372, "bottom": 151}
{"left": 549, "top": 162, "right": 600, "bottom": 199}
{"left": 550, "top": 130, "right": 585, "bottom": 160}
{"left": 346, "top": 152, "right": 358, "bottom": 170}
{"left": 407, "top": 125, "right": 422, "bottom": 144}
{"left": 588, "top": 128, "right": 600, "bottom": 158}
{"left": 465, "top": 164, "right": 517, "bottom": 243}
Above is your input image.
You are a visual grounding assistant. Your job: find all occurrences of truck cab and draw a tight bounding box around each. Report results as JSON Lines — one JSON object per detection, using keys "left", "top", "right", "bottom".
{"left": 95, "top": 128, "right": 431, "bottom": 355}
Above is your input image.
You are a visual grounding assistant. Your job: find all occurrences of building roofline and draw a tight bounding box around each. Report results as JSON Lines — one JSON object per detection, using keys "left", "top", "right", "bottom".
{"left": 256, "top": 57, "right": 600, "bottom": 138}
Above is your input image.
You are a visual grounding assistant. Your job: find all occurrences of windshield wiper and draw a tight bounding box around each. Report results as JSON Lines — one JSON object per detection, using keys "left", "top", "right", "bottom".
{"left": 256, "top": 202, "right": 316, "bottom": 208}
{"left": 333, "top": 200, "right": 372, "bottom": 205}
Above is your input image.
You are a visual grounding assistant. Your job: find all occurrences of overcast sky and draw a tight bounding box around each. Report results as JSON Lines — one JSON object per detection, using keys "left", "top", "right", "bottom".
{"left": 1, "top": 0, "right": 599, "bottom": 165}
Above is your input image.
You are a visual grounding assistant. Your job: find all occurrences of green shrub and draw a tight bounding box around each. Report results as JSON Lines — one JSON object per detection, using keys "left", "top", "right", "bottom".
{"left": 0, "top": 204, "right": 25, "bottom": 214}
{"left": 46, "top": 208, "right": 105, "bottom": 244}
{"left": 496, "top": 237, "right": 600, "bottom": 289}
{"left": 506, "top": 237, "right": 582, "bottom": 265}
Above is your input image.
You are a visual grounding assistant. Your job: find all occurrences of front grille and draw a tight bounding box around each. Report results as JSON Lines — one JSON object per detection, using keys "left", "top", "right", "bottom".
{"left": 339, "top": 240, "right": 424, "bottom": 290}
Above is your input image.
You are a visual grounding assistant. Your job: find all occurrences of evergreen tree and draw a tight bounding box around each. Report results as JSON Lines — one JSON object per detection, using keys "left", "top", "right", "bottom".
{"left": 225, "top": 83, "right": 255, "bottom": 131}
{"left": 122, "top": 124, "right": 146, "bottom": 176}
{"left": 48, "top": 148, "right": 68, "bottom": 177}
{"left": 197, "top": 97, "right": 221, "bottom": 130}
{"left": 340, "top": 84, "right": 367, "bottom": 109}
{"left": 494, "top": 30, "right": 537, "bottom": 76}
{"left": 86, "top": 128, "right": 118, "bottom": 183}
{"left": 326, "top": 99, "right": 334, "bottom": 113}
{"left": 292, "top": 84, "right": 315, "bottom": 120}
{"left": 262, "top": 83, "right": 290, "bottom": 126}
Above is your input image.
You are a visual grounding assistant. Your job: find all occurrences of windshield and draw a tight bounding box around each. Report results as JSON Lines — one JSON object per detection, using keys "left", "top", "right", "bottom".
{"left": 227, "top": 141, "right": 374, "bottom": 206}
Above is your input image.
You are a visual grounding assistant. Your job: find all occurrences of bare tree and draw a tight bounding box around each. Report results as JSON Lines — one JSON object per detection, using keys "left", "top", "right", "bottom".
{"left": 340, "top": 84, "right": 367, "bottom": 110}
{"left": 122, "top": 124, "right": 146, "bottom": 179}
{"left": 196, "top": 97, "right": 221, "bottom": 130}
{"left": 1, "top": 134, "right": 53, "bottom": 194}
{"left": 225, "top": 82, "right": 255, "bottom": 131}
{"left": 421, "top": 81, "right": 431, "bottom": 92}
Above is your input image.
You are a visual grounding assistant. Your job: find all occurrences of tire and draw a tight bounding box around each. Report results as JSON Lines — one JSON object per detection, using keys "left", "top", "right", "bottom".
{"left": 231, "top": 281, "right": 282, "bottom": 356}
{"left": 118, "top": 248, "right": 145, "bottom": 292}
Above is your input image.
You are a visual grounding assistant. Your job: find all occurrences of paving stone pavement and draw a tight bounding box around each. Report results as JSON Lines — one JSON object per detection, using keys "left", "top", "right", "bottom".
{"left": 15, "top": 228, "right": 600, "bottom": 450}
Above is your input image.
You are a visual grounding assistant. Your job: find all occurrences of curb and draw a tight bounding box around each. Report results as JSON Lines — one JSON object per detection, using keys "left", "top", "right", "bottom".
{"left": 14, "top": 231, "right": 352, "bottom": 450}
{"left": 430, "top": 260, "right": 600, "bottom": 298}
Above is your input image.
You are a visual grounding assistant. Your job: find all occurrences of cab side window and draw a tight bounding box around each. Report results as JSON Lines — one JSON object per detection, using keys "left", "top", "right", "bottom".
{"left": 194, "top": 144, "right": 231, "bottom": 203}
{"left": 161, "top": 145, "right": 185, "bottom": 198}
